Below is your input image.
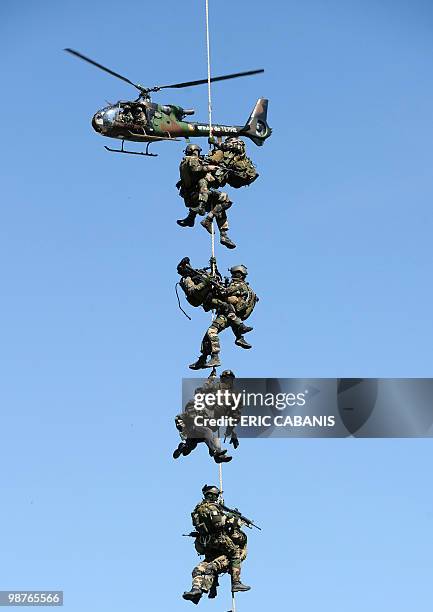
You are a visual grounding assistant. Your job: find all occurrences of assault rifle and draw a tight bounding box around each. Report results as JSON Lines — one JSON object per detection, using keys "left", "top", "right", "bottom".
{"left": 180, "top": 259, "right": 228, "bottom": 297}
{"left": 221, "top": 504, "right": 262, "bottom": 531}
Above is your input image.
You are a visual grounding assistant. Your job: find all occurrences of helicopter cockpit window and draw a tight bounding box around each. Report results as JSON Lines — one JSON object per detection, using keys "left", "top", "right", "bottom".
{"left": 102, "top": 107, "right": 120, "bottom": 127}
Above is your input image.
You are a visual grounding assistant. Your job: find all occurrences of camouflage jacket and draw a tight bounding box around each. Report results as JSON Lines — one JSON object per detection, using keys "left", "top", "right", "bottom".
{"left": 207, "top": 149, "right": 257, "bottom": 187}
{"left": 192, "top": 500, "right": 227, "bottom": 536}
{"left": 179, "top": 155, "right": 214, "bottom": 191}
{"left": 224, "top": 279, "right": 258, "bottom": 320}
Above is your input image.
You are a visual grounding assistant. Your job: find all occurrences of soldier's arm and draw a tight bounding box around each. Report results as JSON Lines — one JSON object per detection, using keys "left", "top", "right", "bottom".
{"left": 188, "top": 156, "right": 213, "bottom": 175}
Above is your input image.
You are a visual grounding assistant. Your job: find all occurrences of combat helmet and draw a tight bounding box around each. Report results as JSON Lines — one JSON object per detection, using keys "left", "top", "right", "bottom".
{"left": 202, "top": 484, "right": 220, "bottom": 501}
{"left": 223, "top": 136, "right": 245, "bottom": 154}
{"left": 221, "top": 369, "right": 235, "bottom": 379}
{"left": 229, "top": 264, "right": 248, "bottom": 279}
{"left": 184, "top": 143, "right": 202, "bottom": 156}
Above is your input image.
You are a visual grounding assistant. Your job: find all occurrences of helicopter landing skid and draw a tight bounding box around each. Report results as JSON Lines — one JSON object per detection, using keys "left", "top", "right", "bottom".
{"left": 104, "top": 140, "right": 158, "bottom": 157}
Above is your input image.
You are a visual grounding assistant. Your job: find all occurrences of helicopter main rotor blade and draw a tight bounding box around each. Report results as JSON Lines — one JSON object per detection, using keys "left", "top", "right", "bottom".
{"left": 64, "top": 48, "right": 143, "bottom": 92}
{"left": 156, "top": 69, "right": 264, "bottom": 90}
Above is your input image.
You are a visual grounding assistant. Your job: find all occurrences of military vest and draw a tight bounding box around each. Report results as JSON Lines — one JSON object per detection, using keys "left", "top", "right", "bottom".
{"left": 192, "top": 501, "right": 225, "bottom": 535}
{"left": 227, "top": 280, "right": 258, "bottom": 321}
{"left": 179, "top": 156, "right": 205, "bottom": 191}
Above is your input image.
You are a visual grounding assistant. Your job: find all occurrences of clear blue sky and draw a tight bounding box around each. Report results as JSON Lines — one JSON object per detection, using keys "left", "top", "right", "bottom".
{"left": 1, "top": 1, "right": 433, "bottom": 610}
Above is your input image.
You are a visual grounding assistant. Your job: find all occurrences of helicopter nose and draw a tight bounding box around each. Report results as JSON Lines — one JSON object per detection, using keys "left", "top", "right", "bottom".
{"left": 92, "top": 112, "right": 103, "bottom": 133}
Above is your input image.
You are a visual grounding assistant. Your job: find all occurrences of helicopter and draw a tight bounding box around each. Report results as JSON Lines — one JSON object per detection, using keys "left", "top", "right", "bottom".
{"left": 65, "top": 49, "right": 272, "bottom": 157}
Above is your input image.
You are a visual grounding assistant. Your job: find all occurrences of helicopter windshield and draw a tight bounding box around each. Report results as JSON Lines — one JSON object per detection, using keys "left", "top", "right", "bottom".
{"left": 102, "top": 107, "right": 120, "bottom": 127}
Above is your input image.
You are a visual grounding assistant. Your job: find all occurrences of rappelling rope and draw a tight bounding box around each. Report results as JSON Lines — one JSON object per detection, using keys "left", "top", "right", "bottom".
{"left": 205, "top": 4, "right": 234, "bottom": 610}
{"left": 205, "top": 0, "right": 216, "bottom": 271}
{"left": 205, "top": 0, "right": 221, "bottom": 476}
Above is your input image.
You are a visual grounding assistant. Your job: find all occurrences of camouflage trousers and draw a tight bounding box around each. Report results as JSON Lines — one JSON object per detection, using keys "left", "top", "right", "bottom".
{"left": 191, "top": 537, "right": 247, "bottom": 592}
{"left": 206, "top": 533, "right": 241, "bottom": 568}
{"left": 191, "top": 555, "right": 230, "bottom": 593}
{"left": 182, "top": 189, "right": 232, "bottom": 232}
{"left": 181, "top": 429, "right": 222, "bottom": 455}
{"left": 201, "top": 311, "right": 243, "bottom": 356}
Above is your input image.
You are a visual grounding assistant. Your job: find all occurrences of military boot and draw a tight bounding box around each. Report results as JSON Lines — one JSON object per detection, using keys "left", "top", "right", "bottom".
{"left": 177, "top": 212, "right": 196, "bottom": 227}
{"left": 214, "top": 450, "right": 233, "bottom": 463}
{"left": 182, "top": 443, "right": 194, "bottom": 456}
{"left": 173, "top": 443, "right": 186, "bottom": 459}
{"left": 237, "top": 323, "right": 253, "bottom": 334}
{"left": 189, "top": 355, "right": 208, "bottom": 370}
{"left": 200, "top": 216, "right": 214, "bottom": 234}
{"left": 182, "top": 588, "right": 203, "bottom": 605}
{"left": 204, "top": 353, "right": 221, "bottom": 368}
{"left": 231, "top": 568, "right": 251, "bottom": 593}
{"left": 235, "top": 336, "right": 252, "bottom": 349}
{"left": 220, "top": 231, "right": 236, "bottom": 249}
{"left": 231, "top": 581, "right": 251, "bottom": 593}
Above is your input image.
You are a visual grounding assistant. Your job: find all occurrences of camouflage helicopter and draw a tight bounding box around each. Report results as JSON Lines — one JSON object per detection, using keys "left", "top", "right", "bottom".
{"left": 65, "top": 49, "right": 272, "bottom": 157}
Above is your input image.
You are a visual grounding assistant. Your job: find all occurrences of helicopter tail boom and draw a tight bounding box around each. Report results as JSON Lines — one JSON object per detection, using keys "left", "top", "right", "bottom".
{"left": 240, "top": 98, "right": 272, "bottom": 146}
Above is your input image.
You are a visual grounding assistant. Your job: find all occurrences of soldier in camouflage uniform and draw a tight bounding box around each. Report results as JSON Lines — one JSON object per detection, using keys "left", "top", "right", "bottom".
{"left": 173, "top": 370, "right": 240, "bottom": 462}
{"left": 207, "top": 136, "right": 259, "bottom": 189}
{"left": 188, "top": 264, "right": 258, "bottom": 370}
{"left": 173, "top": 388, "right": 232, "bottom": 464}
{"left": 176, "top": 144, "right": 236, "bottom": 250}
{"left": 177, "top": 258, "right": 255, "bottom": 369}
{"left": 183, "top": 485, "right": 250, "bottom": 604}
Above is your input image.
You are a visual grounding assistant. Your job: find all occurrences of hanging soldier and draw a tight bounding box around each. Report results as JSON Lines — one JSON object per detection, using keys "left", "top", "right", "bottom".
{"left": 173, "top": 370, "right": 240, "bottom": 462}
{"left": 176, "top": 144, "right": 236, "bottom": 249}
{"left": 207, "top": 136, "right": 259, "bottom": 188}
{"left": 176, "top": 257, "right": 257, "bottom": 369}
{"left": 185, "top": 263, "right": 258, "bottom": 370}
{"left": 182, "top": 485, "right": 253, "bottom": 604}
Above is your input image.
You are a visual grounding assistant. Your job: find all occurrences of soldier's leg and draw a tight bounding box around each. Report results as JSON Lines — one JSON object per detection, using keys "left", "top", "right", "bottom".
{"left": 189, "top": 314, "right": 228, "bottom": 370}
{"left": 173, "top": 437, "right": 200, "bottom": 459}
{"left": 184, "top": 438, "right": 200, "bottom": 455}
{"left": 215, "top": 302, "right": 253, "bottom": 348}
{"left": 213, "top": 192, "right": 236, "bottom": 249}
{"left": 177, "top": 192, "right": 204, "bottom": 227}
{"left": 199, "top": 428, "right": 232, "bottom": 463}
{"left": 226, "top": 311, "right": 253, "bottom": 350}
{"left": 207, "top": 555, "right": 229, "bottom": 599}
{"left": 183, "top": 561, "right": 208, "bottom": 603}
{"left": 200, "top": 191, "right": 235, "bottom": 249}
{"left": 216, "top": 535, "right": 250, "bottom": 593}
{"left": 197, "top": 177, "right": 210, "bottom": 205}
{"left": 189, "top": 330, "right": 212, "bottom": 370}
{"left": 204, "top": 315, "right": 230, "bottom": 368}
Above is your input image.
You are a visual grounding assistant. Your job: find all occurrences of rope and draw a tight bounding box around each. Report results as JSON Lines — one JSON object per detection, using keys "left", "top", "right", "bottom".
{"left": 205, "top": 5, "right": 233, "bottom": 608}
{"left": 205, "top": 0, "right": 213, "bottom": 144}
{"left": 175, "top": 283, "right": 192, "bottom": 320}
{"left": 218, "top": 462, "right": 223, "bottom": 495}
{"left": 232, "top": 592, "right": 237, "bottom": 612}
{"left": 205, "top": 0, "right": 216, "bottom": 268}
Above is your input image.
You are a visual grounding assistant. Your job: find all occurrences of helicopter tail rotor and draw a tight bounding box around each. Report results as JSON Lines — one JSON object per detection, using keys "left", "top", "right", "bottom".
{"left": 240, "top": 98, "right": 272, "bottom": 146}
